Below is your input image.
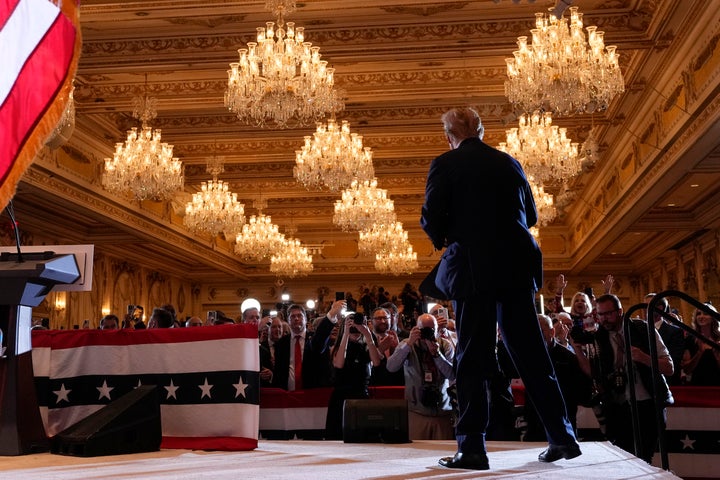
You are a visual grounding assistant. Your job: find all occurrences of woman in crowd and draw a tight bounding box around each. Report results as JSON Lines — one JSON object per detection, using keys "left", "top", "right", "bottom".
{"left": 682, "top": 303, "right": 720, "bottom": 386}
{"left": 324, "top": 313, "right": 382, "bottom": 439}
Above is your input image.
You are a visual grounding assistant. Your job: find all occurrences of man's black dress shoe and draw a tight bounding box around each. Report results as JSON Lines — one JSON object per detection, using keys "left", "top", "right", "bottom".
{"left": 438, "top": 452, "right": 490, "bottom": 470}
{"left": 538, "top": 443, "right": 582, "bottom": 463}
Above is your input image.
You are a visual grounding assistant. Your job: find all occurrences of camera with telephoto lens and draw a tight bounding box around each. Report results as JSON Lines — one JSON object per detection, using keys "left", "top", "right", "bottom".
{"left": 569, "top": 325, "right": 595, "bottom": 345}
{"left": 420, "top": 326, "right": 435, "bottom": 341}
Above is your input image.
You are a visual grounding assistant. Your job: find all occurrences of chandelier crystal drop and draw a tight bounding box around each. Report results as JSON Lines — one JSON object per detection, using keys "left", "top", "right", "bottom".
{"left": 529, "top": 178, "right": 556, "bottom": 226}
{"left": 497, "top": 111, "right": 580, "bottom": 185}
{"left": 294, "top": 119, "right": 375, "bottom": 191}
{"left": 234, "top": 213, "right": 286, "bottom": 261}
{"left": 333, "top": 179, "right": 396, "bottom": 232}
{"left": 375, "top": 245, "right": 419, "bottom": 276}
{"left": 184, "top": 157, "right": 245, "bottom": 237}
{"left": 224, "top": 0, "right": 344, "bottom": 128}
{"left": 505, "top": 6, "right": 624, "bottom": 115}
{"left": 270, "top": 237, "right": 313, "bottom": 277}
{"left": 102, "top": 94, "right": 184, "bottom": 201}
{"left": 358, "top": 221, "right": 409, "bottom": 256}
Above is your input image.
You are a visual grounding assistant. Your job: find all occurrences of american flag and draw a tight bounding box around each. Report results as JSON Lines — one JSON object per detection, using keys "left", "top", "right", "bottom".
{"left": 32, "top": 324, "right": 259, "bottom": 451}
{"left": 0, "top": 0, "right": 79, "bottom": 209}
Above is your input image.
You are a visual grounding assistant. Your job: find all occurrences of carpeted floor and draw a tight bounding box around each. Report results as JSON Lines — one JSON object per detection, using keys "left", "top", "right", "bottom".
{"left": 0, "top": 440, "right": 681, "bottom": 480}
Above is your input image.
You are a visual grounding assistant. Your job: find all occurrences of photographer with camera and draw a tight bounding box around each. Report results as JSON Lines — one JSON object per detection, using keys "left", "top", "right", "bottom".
{"left": 386, "top": 313, "right": 455, "bottom": 440}
{"left": 324, "top": 312, "right": 382, "bottom": 440}
{"left": 572, "top": 294, "right": 674, "bottom": 463}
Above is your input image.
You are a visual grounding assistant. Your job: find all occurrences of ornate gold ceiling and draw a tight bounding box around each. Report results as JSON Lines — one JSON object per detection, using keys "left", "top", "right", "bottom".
{"left": 11, "top": 0, "right": 720, "bottom": 287}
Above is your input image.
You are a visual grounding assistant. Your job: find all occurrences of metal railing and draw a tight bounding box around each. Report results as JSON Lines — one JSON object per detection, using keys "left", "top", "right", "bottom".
{"left": 623, "top": 290, "right": 720, "bottom": 470}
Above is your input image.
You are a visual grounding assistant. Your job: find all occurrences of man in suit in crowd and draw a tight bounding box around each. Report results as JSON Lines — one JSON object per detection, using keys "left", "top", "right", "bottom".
{"left": 645, "top": 293, "right": 685, "bottom": 385}
{"left": 421, "top": 107, "right": 580, "bottom": 470}
{"left": 271, "top": 300, "right": 344, "bottom": 390}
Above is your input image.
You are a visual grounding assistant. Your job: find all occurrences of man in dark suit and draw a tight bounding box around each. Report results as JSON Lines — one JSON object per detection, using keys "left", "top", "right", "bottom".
{"left": 271, "top": 300, "right": 344, "bottom": 390}
{"left": 645, "top": 293, "right": 685, "bottom": 386}
{"left": 421, "top": 107, "right": 580, "bottom": 470}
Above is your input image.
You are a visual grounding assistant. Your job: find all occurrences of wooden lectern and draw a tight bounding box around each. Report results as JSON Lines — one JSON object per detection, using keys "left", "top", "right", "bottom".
{"left": 0, "top": 251, "right": 80, "bottom": 455}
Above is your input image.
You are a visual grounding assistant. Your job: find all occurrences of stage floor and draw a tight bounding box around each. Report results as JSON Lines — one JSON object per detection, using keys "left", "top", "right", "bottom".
{"left": 0, "top": 440, "right": 680, "bottom": 480}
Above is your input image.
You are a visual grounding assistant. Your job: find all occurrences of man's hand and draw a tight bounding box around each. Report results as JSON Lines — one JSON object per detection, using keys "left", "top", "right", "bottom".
{"left": 555, "top": 274, "right": 567, "bottom": 295}
{"left": 602, "top": 274, "right": 615, "bottom": 294}
{"left": 378, "top": 330, "right": 399, "bottom": 354}
{"left": 408, "top": 326, "right": 421, "bottom": 346}
{"left": 327, "top": 300, "right": 346, "bottom": 322}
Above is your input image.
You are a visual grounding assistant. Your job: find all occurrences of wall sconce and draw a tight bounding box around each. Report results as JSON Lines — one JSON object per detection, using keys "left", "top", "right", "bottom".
{"left": 101, "top": 306, "right": 111, "bottom": 316}
{"left": 54, "top": 297, "right": 66, "bottom": 312}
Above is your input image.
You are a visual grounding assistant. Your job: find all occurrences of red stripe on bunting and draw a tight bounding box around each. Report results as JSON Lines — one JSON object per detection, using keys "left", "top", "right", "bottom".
{"left": 160, "top": 436, "right": 259, "bottom": 451}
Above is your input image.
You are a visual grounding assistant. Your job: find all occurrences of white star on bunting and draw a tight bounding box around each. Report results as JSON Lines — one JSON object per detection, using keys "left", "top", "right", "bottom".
{"left": 233, "top": 376, "right": 248, "bottom": 398}
{"left": 53, "top": 383, "right": 71, "bottom": 403}
{"left": 96, "top": 379, "right": 114, "bottom": 400}
{"left": 164, "top": 379, "right": 179, "bottom": 400}
{"left": 199, "top": 378, "right": 214, "bottom": 399}
{"left": 680, "top": 434, "right": 696, "bottom": 450}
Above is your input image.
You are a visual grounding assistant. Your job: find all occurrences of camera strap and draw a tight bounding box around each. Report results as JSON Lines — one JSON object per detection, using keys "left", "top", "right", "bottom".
{"left": 420, "top": 348, "right": 438, "bottom": 384}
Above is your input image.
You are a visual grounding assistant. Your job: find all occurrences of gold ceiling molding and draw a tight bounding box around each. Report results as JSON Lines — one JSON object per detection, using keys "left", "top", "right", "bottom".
{"left": 379, "top": 2, "right": 470, "bottom": 17}
{"left": 339, "top": 68, "right": 504, "bottom": 87}
{"left": 80, "top": 19, "right": 535, "bottom": 58}
{"left": 166, "top": 14, "right": 247, "bottom": 28}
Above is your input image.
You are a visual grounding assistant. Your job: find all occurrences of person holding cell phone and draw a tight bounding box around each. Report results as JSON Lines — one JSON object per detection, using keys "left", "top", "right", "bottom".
{"left": 324, "top": 312, "right": 382, "bottom": 440}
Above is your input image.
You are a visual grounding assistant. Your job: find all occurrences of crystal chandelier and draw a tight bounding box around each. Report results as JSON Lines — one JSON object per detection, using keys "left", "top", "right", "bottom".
{"left": 529, "top": 177, "right": 556, "bottom": 226}
{"left": 358, "top": 221, "right": 409, "bottom": 256}
{"left": 375, "top": 245, "right": 419, "bottom": 276}
{"left": 294, "top": 119, "right": 375, "bottom": 191}
{"left": 234, "top": 213, "right": 286, "bottom": 261}
{"left": 270, "top": 237, "right": 313, "bottom": 277}
{"left": 333, "top": 179, "right": 396, "bottom": 232}
{"left": 505, "top": 6, "right": 624, "bottom": 115}
{"left": 102, "top": 94, "right": 184, "bottom": 201}
{"left": 497, "top": 111, "right": 580, "bottom": 184}
{"left": 224, "top": 0, "right": 344, "bottom": 128}
{"left": 184, "top": 156, "right": 245, "bottom": 237}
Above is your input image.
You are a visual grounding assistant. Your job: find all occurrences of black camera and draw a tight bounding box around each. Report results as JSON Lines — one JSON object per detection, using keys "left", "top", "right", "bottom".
{"left": 569, "top": 325, "right": 595, "bottom": 345}
{"left": 351, "top": 313, "right": 365, "bottom": 325}
{"left": 420, "top": 326, "right": 435, "bottom": 340}
{"left": 420, "top": 384, "right": 442, "bottom": 409}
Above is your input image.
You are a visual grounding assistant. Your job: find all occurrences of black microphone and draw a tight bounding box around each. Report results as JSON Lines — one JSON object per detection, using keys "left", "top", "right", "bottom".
{"left": 4, "top": 200, "right": 23, "bottom": 262}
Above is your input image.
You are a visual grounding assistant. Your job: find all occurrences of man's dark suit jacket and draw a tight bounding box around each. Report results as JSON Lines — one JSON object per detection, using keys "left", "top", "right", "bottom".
{"left": 421, "top": 137, "right": 541, "bottom": 298}
{"left": 270, "top": 316, "right": 335, "bottom": 390}
{"left": 657, "top": 321, "right": 685, "bottom": 385}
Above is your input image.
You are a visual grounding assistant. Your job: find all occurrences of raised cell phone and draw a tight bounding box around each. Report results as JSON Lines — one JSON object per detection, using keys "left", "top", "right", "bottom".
{"left": 335, "top": 291, "right": 345, "bottom": 301}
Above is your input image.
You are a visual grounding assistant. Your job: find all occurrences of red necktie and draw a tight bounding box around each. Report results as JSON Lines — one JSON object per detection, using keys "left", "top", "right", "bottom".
{"left": 294, "top": 336, "right": 303, "bottom": 390}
